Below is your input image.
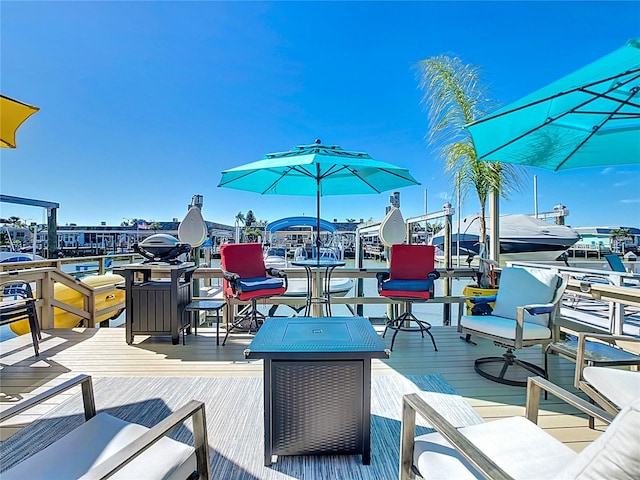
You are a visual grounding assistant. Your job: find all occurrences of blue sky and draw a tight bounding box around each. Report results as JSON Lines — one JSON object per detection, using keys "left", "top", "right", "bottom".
{"left": 1, "top": 1, "right": 639, "bottom": 230}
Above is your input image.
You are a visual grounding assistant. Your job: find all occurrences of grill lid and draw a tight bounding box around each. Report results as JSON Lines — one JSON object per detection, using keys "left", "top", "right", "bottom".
{"left": 133, "top": 234, "right": 191, "bottom": 264}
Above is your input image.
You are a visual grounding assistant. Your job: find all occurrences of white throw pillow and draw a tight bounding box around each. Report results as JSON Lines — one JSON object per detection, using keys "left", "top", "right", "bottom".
{"left": 554, "top": 397, "right": 640, "bottom": 479}
{"left": 491, "top": 268, "right": 558, "bottom": 326}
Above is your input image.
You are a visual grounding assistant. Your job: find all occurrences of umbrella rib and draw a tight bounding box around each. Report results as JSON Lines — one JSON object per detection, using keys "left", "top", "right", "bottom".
{"left": 555, "top": 85, "right": 639, "bottom": 171}
{"left": 476, "top": 72, "right": 640, "bottom": 160}
{"left": 469, "top": 68, "right": 640, "bottom": 127}
{"left": 569, "top": 110, "right": 640, "bottom": 118}
{"left": 342, "top": 165, "right": 417, "bottom": 192}
{"left": 259, "top": 165, "right": 316, "bottom": 194}
{"left": 218, "top": 169, "right": 259, "bottom": 187}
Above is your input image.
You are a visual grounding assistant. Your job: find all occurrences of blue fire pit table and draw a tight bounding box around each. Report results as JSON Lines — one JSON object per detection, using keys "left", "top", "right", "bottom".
{"left": 244, "top": 316, "right": 390, "bottom": 466}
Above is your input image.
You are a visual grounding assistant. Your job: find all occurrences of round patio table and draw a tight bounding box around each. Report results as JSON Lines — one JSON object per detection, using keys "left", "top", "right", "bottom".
{"left": 291, "top": 259, "right": 346, "bottom": 316}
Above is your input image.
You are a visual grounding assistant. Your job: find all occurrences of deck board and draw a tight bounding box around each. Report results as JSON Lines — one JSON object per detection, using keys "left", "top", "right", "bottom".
{"left": 0, "top": 324, "right": 606, "bottom": 450}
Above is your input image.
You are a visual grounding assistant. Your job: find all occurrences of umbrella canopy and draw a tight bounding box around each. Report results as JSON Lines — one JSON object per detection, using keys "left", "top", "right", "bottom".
{"left": 467, "top": 38, "right": 640, "bottom": 171}
{"left": 218, "top": 140, "right": 420, "bottom": 253}
{"left": 0, "top": 95, "right": 40, "bottom": 148}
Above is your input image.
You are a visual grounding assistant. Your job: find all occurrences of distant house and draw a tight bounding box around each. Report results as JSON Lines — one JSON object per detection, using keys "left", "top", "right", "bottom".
{"left": 33, "top": 221, "right": 234, "bottom": 256}
{"left": 572, "top": 226, "right": 640, "bottom": 254}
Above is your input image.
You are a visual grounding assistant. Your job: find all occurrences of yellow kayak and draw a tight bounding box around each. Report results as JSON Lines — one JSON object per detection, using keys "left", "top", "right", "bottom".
{"left": 9, "top": 274, "right": 125, "bottom": 335}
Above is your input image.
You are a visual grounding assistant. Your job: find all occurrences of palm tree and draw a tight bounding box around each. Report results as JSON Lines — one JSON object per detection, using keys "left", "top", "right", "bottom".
{"left": 7, "top": 216, "right": 27, "bottom": 228}
{"left": 234, "top": 212, "right": 246, "bottom": 242}
{"left": 416, "top": 55, "right": 525, "bottom": 246}
{"left": 148, "top": 221, "right": 163, "bottom": 232}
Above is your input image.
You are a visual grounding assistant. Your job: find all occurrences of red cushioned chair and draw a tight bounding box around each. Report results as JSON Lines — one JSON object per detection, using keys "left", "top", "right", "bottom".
{"left": 377, "top": 244, "right": 440, "bottom": 351}
{"left": 220, "top": 243, "right": 287, "bottom": 345}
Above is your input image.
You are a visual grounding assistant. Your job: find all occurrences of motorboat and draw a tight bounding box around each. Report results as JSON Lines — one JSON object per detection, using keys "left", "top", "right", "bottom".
{"left": 431, "top": 214, "right": 580, "bottom": 263}
{"left": 262, "top": 217, "right": 354, "bottom": 301}
{"left": 263, "top": 243, "right": 353, "bottom": 298}
{"left": 263, "top": 246, "right": 289, "bottom": 270}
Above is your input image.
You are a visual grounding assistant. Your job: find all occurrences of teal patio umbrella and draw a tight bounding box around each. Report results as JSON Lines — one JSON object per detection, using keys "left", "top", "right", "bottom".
{"left": 218, "top": 140, "right": 420, "bottom": 253}
{"left": 467, "top": 38, "right": 640, "bottom": 171}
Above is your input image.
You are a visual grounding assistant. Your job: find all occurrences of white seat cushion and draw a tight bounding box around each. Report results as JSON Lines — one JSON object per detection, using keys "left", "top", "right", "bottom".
{"left": 583, "top": 367, "right": 640, "bottom": 409}
{"left": 554, "top": 397, "right": 640, "bottom": 479}
{"left": 460, "top": 314, "right": 552, "bottom": 341}
{"left": 2, "top": 412, "right": 197, "bottom": 480}
{"left": 414, "top": 416, "right": 576, "bottom": 479}
{"left": 491, "top": 268, "right": 558, "bottom": 326}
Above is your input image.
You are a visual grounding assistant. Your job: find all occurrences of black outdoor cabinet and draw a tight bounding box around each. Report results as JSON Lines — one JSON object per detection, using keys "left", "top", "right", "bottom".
{"left": 115, "top": 263, "right": 196, "bottom": 345}
{"left": 244, "top": 316, "right": 390, "bottom": 466}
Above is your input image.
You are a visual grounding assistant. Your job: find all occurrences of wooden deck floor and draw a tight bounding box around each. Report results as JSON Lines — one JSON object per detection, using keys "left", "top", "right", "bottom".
{"left": 0, "top": 324, "right": 605, "bottom": 450}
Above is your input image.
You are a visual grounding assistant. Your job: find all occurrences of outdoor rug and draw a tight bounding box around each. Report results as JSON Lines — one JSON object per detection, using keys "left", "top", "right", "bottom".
{"left": 0, "top": 374, "right": 483, "bottom": 479}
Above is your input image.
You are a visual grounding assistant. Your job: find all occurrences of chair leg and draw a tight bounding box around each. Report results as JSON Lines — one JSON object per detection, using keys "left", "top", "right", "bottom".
{"left": 28, "top": 304, "right": 40, "bottom": 357}
{"left": 384, "top": 306, "right": 437, "bottom": 352}
{"left": 474, "top": 348, "right": 546, "bottom": 387}
{"left": 222, "top": 298, "right": 265, "bottom": 346}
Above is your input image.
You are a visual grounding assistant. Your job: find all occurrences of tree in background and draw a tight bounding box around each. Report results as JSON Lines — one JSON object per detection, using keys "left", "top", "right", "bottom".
{"left": 427, "top": 222, "right": 444, "bottom": 236}
{"left": 5, "top": 216, "right": 27, "bottom": 228}
{"left": 121, "top": 218, "right": 141, "bottom": 227}
{"left": 609, "top": 228, "right": 631, "bottom": 254}
{"left": 417, "top": 55, "right": 524, "bottom": 248}
{"left": 234, "top": 212, "right": 246, "bottom": 242}
{"left": 245, "top": 210, "right": 256, "bottom": 227}
{"left": 148, "top": 221, "right": 163, "bottom": 232}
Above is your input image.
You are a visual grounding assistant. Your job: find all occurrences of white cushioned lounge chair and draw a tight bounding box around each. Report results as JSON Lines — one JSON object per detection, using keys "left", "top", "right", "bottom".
{"left": 0, "top": 375, "right": 210, "bottom": 480}
{"left": 547, "top": 332, "right": 640, "bottom": 427}
{"left": 400, "top": 375, "right": 640, "bottom": 480}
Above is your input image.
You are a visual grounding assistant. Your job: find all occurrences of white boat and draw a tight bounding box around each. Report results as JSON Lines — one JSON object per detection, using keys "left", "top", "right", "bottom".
{"left": 263, "top": 246, "right": 289, "bottom": 270}
{"left": 431, "top": 214, "right": 580, "bottom": 263}
{"left": 263, "top": 216, "right": 354, "bottom": 300}
{"left": 263, "top": 244, "right": 353, "bottom": 298}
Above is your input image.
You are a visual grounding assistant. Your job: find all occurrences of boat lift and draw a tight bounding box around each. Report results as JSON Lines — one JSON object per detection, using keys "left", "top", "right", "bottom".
{"left": 0, "top": 194, "right": 59, "bottom": 258}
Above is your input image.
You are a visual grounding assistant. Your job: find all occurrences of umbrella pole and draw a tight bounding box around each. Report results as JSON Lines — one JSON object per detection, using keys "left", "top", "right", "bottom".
{"left": 316, "top": 166, "right": 322, "bottom": 257}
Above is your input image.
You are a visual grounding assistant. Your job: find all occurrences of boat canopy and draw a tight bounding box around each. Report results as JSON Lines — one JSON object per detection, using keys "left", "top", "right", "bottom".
{"left": 265, "top": 216, "right": 336, "bottom": 234}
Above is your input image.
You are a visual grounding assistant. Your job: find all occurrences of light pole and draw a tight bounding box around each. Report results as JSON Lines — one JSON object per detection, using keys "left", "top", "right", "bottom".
{"left": 30, "top": 222, "right": 38, "bottom": 257}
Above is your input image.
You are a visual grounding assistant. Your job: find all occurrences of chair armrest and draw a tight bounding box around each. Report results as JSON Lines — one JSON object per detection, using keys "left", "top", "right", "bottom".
{"left": 574, "top": 332, "right": 640, "bottom": 388}
{"left": 457, "top": 296, "right": 484, "bottom": 327}
{"left": 523, "top": 303, "right": 555, "bottom": 315}
{"left": 221, "top": 269, "right": 240, "bottom": 294}
{"left": 525, "top": 376, "right": 614, "bottom": 425}
{"left": 0, "top": 375, "right": 96, "bottom": 423}
{"left": 400, "top": 393, "right": 513, "bottom": 480}
{"left": 80, "top": 400, "right": 210, "bottom": 480}
{"left": 265, "top": 267, "right": 284, "bottom": 277}
{"left": 514, "top": 303, "right": 555, "bottom": 349}
{"left": 376, "top": 271, "right": 390, "bottom": 292}
{"left": 266, "top": 267, "right": 288, "bottom": 289}
{"left": 221, "top": 270, "right": 240, "bottom": 283}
